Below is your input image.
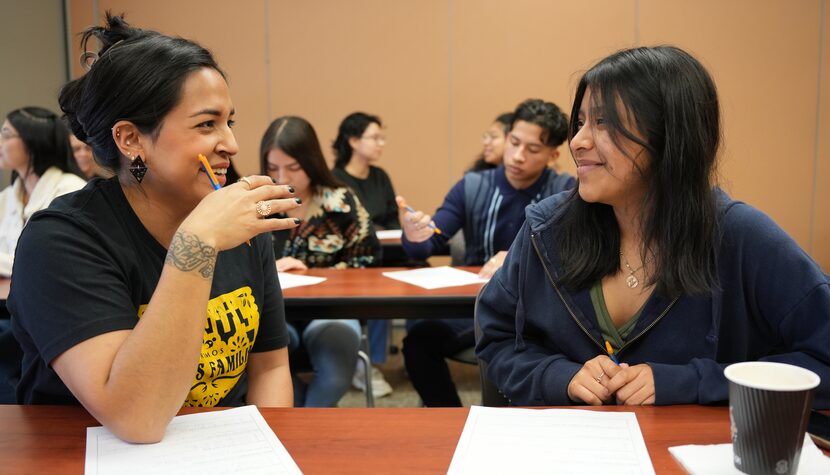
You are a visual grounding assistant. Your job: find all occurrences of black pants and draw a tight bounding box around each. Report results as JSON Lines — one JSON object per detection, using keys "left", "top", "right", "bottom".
{"left": 402, "top": 319, "right": 474, "bottom": 407}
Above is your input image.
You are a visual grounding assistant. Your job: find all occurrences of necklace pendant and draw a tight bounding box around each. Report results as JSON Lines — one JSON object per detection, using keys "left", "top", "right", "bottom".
{"left": 626, "top": 274, "right": 639, "bottom": 289}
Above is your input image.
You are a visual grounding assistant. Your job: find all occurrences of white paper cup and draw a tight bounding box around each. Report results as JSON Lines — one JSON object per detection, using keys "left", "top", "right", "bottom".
{"left": 725, "top": 362, "right": 820, "bottom": 475}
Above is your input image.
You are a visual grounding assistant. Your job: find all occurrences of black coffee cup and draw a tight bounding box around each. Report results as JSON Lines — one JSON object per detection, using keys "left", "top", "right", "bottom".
{"left": 724, "top": 362, "right": 820, "bottom": 475}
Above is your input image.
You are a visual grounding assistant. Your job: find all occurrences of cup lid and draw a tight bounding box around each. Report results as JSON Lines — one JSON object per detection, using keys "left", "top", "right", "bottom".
{"left": 724, "top": 361, "right": 820, "bottom": 392}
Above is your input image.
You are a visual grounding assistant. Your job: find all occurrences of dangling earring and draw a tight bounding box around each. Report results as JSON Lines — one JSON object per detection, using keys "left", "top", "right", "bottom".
{"left": 128, "top": 153, "right": 147, "bottom": 183}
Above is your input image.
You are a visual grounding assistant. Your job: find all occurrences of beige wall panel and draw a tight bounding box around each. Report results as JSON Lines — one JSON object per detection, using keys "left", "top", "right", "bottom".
{"left": 640, "top": 0, "right": 821, "bottom": 250}
{"left": 267, "top": 0, "right": 450, "bottom": 212}
{"left": 99, "top": 0, "right": 270, "bottom": 175}
{"left": 67, "top": 0, "right": 95, "bottom": 79}
{"left": 814, "top": 3, "right": 830, "bottom": 271}
{"left": 450, "top": 0, "right": 636, "bottom": 180}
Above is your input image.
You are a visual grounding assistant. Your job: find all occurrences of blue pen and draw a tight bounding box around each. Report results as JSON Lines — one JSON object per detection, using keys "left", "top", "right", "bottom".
{"left": 399, "top": 200, "right": 443, "bottom": 235}
{"left": 605, "top": 340, "right": 620, "bottom": 364}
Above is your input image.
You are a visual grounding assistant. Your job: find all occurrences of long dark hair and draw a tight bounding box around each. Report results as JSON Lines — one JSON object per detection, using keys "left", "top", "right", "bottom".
{"left": 556, "top": 46, "right": 720, "bottom": 297}
{"left": 58, "top": 12, "right": 223, "bottom": 173}
{"left": 6, "top": 107, "right": 82, "bottom": 182}
{"left": 332, "top": 112, "right": 382, "bottom": 168}
{"left": 260, "top": 116, "right": 343, "bottom": 189}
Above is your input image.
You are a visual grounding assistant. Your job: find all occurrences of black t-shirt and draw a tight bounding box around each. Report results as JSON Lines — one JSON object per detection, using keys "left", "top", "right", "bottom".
{"left": 332, "top": 166, "right": 400, "bottom": 230}
{"left": 8, "top": 177, "right": 289, "bottom": 406}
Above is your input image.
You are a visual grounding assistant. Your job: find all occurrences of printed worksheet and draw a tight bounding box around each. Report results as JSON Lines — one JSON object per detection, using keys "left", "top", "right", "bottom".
{"left": 448, "top": 406, "right": 655, "bottom": 475}
{"left": 85, "top": 405, "right": 301, "bottom": 475}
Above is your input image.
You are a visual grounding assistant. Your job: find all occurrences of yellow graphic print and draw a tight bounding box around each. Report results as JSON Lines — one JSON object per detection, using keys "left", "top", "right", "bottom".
{"left": 137, "top": 286, "right": 260, "bottom": 407}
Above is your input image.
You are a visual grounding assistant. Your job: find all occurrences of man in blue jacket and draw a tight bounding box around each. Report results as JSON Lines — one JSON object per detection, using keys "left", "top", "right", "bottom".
{"left": 397, "top": 98, "right": 575, "bottom": 406}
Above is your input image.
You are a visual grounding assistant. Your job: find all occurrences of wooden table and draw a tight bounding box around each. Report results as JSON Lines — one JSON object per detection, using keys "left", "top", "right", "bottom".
{"left": 281, "top": 267, "right": 484, "bottom": 319}
{"left": 0, "top": 404, "right": 738, "bottom": 474}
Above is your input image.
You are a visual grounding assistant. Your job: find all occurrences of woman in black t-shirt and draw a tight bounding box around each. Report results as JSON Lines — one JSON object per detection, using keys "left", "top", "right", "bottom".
{"left": 8, "top": 14, "right": 300, "bottom": 443}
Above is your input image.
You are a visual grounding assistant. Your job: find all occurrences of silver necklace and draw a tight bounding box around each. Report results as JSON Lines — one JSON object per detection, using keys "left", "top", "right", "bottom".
{"left": 620, "top": 251, "right": 653, "bottom": 289}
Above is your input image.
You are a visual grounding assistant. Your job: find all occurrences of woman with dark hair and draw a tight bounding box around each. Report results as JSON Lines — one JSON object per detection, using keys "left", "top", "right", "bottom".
{"left": 476, "top": 46, "right": 830, "bottom": 408}
{"left": 0, "top": 107, "right": 85, "bottom": 276}
{"left": 262, "top": 115, "right": 380, "bottom": 406}
{"left": 69, "top": 132, "right": 111, "bottom": 179}
{"left": 468, "top": 112, "right": 513, "bottom": 172}
{"left": 8, "top": 14, "right": 300, "bottom": 442}
{"left": 331, "top": 112, "right": 399, "bottom": 230}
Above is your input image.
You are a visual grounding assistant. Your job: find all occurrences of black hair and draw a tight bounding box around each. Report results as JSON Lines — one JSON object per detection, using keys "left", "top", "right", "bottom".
{"left": 260, "top": 116, "right": 343, "bottom": 189}
{"left": 509, "top": 99, "right": 569, "bottom": 147}
{"left": 469, "top": 112, "right": 514, "bottom": 172}
{"left": 58, "top": 12, "right": 224, "bottom": 173}
{"left": 6, "top": 107, "right": 82, "bottom": 182}
{"left": 556, "top": 45, "right": 720, "bottom": 297}
{"left": 332, "top": 112, "right": 382, "bottom": 168}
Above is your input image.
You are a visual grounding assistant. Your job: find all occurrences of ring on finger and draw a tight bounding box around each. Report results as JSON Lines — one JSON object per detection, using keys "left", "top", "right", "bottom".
{"left": 239, "top": 177, "right": 253, "bottom": 190}
{"left": 594, "top": 372, "right": 605, "bottom": 383}
{"left": 255, "top": 200, "right": 272, "bottom": 217}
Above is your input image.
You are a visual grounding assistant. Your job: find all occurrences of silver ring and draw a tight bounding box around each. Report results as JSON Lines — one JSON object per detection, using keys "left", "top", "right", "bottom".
{"left": 239, "top": 177, "right": 253, "bottom": 190}
{"left": 255, "top": 200, "right": 272, "bottom": 217}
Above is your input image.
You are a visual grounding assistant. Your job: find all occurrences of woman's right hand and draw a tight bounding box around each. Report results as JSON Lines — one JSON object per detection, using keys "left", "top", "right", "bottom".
{"left": 396, "top": 195, "right": 435, "bottom": 243}
{"left": 567, "top": 355, "right": 622, "bottom": 405}
{"left": 180, "top": 175, "right": 301, "bottom": 251}
{"left": 276, "top": 257, "right": 308, "bottom": 272}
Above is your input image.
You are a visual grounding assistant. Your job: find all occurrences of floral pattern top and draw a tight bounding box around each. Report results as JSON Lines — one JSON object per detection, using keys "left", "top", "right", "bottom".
{"left": 272, "top": 186, "right": 380, "bottom": 268}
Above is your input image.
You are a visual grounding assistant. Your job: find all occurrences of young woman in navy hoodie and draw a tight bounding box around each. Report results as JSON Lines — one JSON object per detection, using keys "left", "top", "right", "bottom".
{"left": 476, "top": 45, "right": 830, "bottom": 408}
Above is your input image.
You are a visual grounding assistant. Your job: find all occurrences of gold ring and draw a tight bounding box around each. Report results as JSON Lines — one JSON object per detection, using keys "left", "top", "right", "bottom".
{"left": 255, "top": 200, "right": 272, "bottom": 217}
{"left": 239, "top": 177, "right": 253, "bottom": 190}
{"left": 595, "top": 372, "right": 605, "bottom": 383}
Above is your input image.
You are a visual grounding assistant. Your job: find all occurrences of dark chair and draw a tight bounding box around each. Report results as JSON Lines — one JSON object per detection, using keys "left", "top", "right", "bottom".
{"left": 473, "top": 294, "right": 509, "bottom": 407}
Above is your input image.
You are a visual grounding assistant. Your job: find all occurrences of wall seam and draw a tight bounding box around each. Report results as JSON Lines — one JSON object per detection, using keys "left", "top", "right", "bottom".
{"left": 62, "top": 0, "right": 72, "bottom": 81}
{"left": 634, "top": 0, "right": 640, "bottom": 46}
{"left": 447, "top": 0, "right": 454, "bottom": 185}
{"left": 264, "top": 0, "right": 273, "bottom": 122}
{"left": 810, "top": 0, "right": 825, "bottom": 253}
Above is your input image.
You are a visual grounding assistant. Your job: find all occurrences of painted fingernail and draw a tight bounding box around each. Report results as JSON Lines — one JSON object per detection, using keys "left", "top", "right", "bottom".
{"left": 271, "top": 177, "right": 277, "bottom": 183}
{"left": 293, "top": 218, "right": 301, "bottom": 224}
{"left": 294, "top": 198, "right": 302, "bottom": 204}
{"left": 287, "top": 185, "right": 295, "bottom": 193}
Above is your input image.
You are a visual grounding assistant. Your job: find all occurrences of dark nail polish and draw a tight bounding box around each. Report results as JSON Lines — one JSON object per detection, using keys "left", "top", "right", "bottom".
{"left": 294, "top": 198, "right": 302, "bottom": 204}
{"left": 287, "top": 185, "right": 295, "bottom": 193}
{"left": 293, "top": 218, "right": 301, "bottom": 224}
{"left": 271, "top": 177, "right": 277, "bottom": 183}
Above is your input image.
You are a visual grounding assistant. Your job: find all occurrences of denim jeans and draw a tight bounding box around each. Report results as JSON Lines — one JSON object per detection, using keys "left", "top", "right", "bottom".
{"left": 367, "top": 320, "right": 388, "bottom": 364}
{"left": 287, "top": 319, "right": 360, "bottom": 407}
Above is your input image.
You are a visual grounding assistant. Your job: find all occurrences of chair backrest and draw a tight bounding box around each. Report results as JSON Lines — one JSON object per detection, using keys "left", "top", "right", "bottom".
{"left": 473, "top": 293, "right": 509, "bottom": 407}
{"left": 448, "top": 230, "right": 466, "bottom": 267}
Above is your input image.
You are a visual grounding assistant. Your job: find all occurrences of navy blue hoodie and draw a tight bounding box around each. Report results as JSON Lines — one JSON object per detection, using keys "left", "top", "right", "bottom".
{"left": 476, "top": 191, "right": 830, "bottom": 407}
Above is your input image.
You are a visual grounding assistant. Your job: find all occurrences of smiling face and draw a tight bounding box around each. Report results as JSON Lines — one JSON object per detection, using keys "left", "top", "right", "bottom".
{"left": 570, "top": 88, "right": 650, "bottom": 209}
{"left": 0, "top": 120, "right": 30, "bottom": 175}
{"left": 481, "top": 122, "right": 506, "bottom": 165}
{"left": 131, "top": 67, "right": 237, "bottom": 211}
{"left": 502, "top": 120, "right": 559, "bottom": 190}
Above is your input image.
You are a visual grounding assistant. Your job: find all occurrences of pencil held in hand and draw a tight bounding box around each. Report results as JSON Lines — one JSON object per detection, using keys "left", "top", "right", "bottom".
{"left": 198, "top": 154, "right": 221, "bottom": 190}
{"left": 397, "top": 197, "right": 442, "bottom": 235}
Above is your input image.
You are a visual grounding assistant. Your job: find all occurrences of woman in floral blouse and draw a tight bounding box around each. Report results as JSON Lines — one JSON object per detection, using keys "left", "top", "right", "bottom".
{"left": 260, "top": 115, "right": 380, "bottom": 407}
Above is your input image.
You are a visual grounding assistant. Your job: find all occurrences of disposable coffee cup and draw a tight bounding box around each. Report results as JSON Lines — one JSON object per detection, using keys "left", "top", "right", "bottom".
{"left": 724, "top": 362, "right": 820, "bottom": 475}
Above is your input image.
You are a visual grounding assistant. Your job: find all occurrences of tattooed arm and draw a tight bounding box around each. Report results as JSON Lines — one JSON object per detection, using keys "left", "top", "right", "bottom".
{"left": 51, "top": 230, "right": 218, "bottom": 443}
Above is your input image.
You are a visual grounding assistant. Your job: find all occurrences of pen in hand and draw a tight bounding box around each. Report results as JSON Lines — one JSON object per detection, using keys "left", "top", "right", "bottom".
{"left": 397, "top": 198, "right": 442, "bottom": 235}
{"left": 605, "top": 340, "right": 620, "bottom": 365}
{"left": 198, "top": 154, "right": 221, "bottom": 190}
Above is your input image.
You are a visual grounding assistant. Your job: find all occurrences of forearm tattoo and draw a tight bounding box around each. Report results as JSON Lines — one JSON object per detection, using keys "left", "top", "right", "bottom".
{"left": 165, "top": 230, "right": 217, "bottom": 279}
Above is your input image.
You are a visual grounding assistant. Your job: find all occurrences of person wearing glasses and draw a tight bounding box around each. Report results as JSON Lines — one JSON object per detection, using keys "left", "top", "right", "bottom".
{"left": 468, "top": 112, "right": 513, "bottom": 172}
{"left": 332, "top": 112, "right": 399, "bottom": 398}
{"left": 0, "top": 107, "right": 86, "bottom": 277}
{"left": 398, "top": 98, "right": 575, "bottom": 406}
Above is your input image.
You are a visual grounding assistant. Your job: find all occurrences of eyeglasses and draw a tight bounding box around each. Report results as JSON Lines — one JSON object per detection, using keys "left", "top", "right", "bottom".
{"left": 482, "top": 132, "right": 501, "bottom": 143}
{"left": 0, "top": 130, "right": 20, "bottom": 141}
{"left": 360, "top": 134, "right": 386, "bottom": 145}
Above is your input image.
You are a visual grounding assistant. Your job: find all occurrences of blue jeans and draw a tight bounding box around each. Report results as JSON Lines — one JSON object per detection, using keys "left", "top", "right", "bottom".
{"left": 367, "top": 320, "right": 388, "bottom": 364}
{"left": 287, "top": 319, "right": 360, "bottom": 407}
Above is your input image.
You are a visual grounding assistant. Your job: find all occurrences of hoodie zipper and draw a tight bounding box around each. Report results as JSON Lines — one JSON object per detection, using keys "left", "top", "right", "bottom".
{"left": 530, "top": 232, "right": 678, "bottom": 359}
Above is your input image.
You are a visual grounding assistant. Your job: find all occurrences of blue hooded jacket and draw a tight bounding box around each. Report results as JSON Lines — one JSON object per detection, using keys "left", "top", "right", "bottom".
{"left": 476, "top": 191, "right": 830, "bottom": 407}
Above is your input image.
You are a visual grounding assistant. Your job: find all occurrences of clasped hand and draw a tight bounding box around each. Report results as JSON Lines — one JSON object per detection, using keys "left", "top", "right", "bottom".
{"left": 567, "top": 355, "right": 655, "bottom": 406}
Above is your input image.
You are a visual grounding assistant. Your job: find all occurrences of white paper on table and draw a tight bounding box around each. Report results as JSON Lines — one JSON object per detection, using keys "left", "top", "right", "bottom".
{"left": 448, "top": 406, "right": 655, "bottom": 475}
{"left": 376, "top": 229, "right": 403, "bottom": 240}
{"left": 85, "top": 405, "right": 301, "bottom": 475}
{"left": 382, "top": 266, "right": 489, "bottom": 290}
{"left": 278, "top": 272, "right": 327, "bottom": 289}
{"left": 668, "top": 435, "right": 830, "bottom": 475}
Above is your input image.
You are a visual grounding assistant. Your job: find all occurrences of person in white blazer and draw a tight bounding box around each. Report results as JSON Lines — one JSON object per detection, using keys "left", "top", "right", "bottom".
{"left": 0, "top": 107, "right": 86, "bottom": 276}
